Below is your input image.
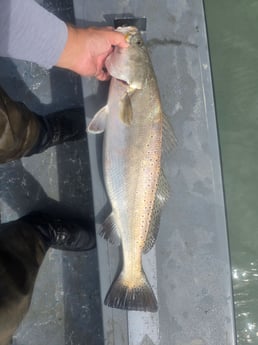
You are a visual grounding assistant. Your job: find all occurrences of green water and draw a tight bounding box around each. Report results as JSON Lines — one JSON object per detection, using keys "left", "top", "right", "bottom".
{"left": 204, "top": 0, "right": 258, "bottom": 343}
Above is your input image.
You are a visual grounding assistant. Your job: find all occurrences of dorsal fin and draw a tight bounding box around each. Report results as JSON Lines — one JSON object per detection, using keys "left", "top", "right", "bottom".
{"left": 143, "top": 171, "right": 170, "bottom": 253}
{"left": 162, "top": 114, "right": 176, "bottom": 153}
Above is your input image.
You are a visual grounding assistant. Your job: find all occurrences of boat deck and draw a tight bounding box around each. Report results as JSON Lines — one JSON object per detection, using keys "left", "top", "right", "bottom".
{"left": 0, "top": 0, "right": 236, "bottom": 344}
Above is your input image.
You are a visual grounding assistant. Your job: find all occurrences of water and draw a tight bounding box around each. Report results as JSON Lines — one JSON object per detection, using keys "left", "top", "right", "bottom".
{"left": 204, "top": 0, "right": 258, "bottom": 343}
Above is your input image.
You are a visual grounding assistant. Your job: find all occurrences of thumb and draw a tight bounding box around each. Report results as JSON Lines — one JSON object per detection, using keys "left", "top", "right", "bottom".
{"left": 107, "top": 31, "right": 129, "bottom": 48}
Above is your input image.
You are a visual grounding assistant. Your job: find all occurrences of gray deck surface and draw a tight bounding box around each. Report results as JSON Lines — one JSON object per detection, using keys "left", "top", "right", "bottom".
{"left": 0, "top": 0, "right": 236, "bottom": 344}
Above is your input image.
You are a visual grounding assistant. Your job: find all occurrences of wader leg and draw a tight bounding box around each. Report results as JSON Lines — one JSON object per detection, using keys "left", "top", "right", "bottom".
{"left": 0, "top": 87, "right": 40, "bottom": 164}
{"left": 0, "top": 219, "right": 46, "bottom": 345}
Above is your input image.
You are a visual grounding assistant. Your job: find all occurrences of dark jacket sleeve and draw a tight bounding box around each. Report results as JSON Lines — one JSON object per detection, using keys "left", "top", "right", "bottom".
{"left": 0, "top": 0, "right": 68, "bottom": 68}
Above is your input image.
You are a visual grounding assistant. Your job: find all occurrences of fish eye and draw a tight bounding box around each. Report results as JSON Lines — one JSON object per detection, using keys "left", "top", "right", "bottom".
{"left": 131, "top": 35, "right": 143, "bottom": 47}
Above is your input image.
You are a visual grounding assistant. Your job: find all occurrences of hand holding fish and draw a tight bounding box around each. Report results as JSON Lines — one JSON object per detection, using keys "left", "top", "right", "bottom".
{"left": 56, "top": 25, "right": 128, "bottom": 80}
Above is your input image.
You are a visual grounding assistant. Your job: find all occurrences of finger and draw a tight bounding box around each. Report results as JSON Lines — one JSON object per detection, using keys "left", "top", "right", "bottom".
{"left": 95, "top": 59, "right": 111, "bottom": 80}
{"left": 96, "top": 70, "right": 111, "bottom": 81}
{"left": 96, "top": 53, "right": 111, "bottom": 74}
{"left": 103, "top": 26, "right": 114, "bottom": 31}
{"left": 107, "top": 31, "right": 129, "bottom": 48}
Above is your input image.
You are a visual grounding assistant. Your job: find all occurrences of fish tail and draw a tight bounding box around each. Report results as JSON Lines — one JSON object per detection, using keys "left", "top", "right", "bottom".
{"left": 104, "top": 269, "right": 158, "bottom": 312}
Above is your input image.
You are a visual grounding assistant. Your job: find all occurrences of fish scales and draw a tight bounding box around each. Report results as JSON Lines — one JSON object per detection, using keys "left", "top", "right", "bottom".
{"left": 88, "top": 26, "right": 174, "bottom": 312}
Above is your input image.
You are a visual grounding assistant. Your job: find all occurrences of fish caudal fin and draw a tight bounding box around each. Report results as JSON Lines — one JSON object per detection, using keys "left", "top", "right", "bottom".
{"left": 104, "top": 270, "right": 158, "bottom": 312}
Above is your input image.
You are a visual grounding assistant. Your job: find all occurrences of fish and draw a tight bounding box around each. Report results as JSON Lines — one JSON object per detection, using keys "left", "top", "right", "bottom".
{"left": 88, "top": 26, "right": 175, "bottom": 312}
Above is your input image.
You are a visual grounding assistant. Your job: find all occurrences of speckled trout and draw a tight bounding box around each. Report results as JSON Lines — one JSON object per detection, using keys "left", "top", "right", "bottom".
{"left": 88, "top": 26, "right": 175, "bottom": 312}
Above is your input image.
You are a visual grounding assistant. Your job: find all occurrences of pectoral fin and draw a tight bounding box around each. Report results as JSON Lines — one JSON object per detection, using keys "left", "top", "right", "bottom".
{"left": 87, "top": 105, "right": 109, "bottom": 134}
{"left": 119, "top": 93, "right": 133, "bottom": 125}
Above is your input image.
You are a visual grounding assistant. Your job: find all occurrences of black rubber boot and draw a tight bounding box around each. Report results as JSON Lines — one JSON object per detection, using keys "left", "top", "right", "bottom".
{"left": 26, "top": 108, "right": 86, "bottom": 156}
{"left": 20, "top": 212, "right": 96, "bottom": 251}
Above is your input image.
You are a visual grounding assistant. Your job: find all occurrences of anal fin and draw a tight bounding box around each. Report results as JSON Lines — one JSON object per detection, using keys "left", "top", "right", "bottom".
{"left": 99, "top": 212, "right": 121, "bottom": 246}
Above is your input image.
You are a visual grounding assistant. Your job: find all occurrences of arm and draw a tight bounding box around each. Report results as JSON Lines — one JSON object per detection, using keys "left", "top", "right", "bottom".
{"left": 0, "top": 0, "right": 127, "bottom": 79}
{"left": 0, "top": 0, "right": 67, "bottom": 69}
